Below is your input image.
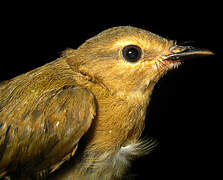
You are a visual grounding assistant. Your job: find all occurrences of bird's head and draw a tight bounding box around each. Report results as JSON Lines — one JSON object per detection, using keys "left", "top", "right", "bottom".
{"left": 67, "top": 26, "right": 213, "bottom": 99}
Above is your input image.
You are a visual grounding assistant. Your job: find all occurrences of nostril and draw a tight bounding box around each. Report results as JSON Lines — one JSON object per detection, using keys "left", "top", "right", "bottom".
{"left": 169, "top": 45, "right": 186, "bottom": 54}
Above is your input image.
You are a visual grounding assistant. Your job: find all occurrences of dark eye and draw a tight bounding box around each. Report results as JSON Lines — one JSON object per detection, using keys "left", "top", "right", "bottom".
{"left": 122, "top": 45, "right": 142, "bottom": 62}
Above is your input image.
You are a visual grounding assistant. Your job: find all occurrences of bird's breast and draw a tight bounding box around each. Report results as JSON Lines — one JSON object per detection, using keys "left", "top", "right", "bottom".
{"left": 84, "top": 94, "right": 148, "bottom": 152}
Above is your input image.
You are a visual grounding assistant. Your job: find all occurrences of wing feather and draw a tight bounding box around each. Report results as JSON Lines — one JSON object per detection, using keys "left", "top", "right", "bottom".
{"left": 0, "top": 85, "right": 96, "bottom": 178}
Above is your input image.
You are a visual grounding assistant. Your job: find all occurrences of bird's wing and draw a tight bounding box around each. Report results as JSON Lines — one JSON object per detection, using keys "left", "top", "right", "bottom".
{"left": 0, "top": 85, "right": 96, "bottom": 178}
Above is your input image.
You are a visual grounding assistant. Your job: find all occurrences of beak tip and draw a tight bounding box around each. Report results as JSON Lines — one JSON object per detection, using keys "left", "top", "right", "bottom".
{"left": 206, "top": 50, "right": 214, "bottom": 56}
{"left": 195, "top": 49, "right": 214, "bottom": 57}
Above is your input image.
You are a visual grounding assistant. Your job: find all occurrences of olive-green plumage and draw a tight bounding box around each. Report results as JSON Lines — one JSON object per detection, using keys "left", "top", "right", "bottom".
{"left": 0, "top": 26, "right": 212, "bottom": 180}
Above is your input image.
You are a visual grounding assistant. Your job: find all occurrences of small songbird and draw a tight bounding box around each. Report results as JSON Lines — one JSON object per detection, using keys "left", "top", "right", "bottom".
{"left": 0, "top": 26, "right": 213, "bottom": 180}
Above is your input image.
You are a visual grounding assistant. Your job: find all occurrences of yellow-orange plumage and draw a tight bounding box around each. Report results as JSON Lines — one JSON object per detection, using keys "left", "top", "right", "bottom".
{"left": 0, "top": 26, "right": 213, "bottom": 180}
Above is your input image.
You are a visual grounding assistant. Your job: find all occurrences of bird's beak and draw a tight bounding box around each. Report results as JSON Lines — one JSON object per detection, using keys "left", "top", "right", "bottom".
{"left": 164, "top": 45, "right": 214, "bottom": 62}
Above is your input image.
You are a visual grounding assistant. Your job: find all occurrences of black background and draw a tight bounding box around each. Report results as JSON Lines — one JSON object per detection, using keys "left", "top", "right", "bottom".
{"left": 1, "top": 2, "right": 221, "bottom": 179}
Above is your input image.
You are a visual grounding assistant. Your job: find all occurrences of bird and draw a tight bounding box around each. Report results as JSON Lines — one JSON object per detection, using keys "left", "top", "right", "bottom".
{"left": 0, "top": 26, "right": 213, "bottom": 180}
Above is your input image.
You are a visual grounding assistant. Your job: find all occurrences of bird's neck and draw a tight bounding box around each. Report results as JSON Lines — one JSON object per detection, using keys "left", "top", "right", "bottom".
{"left": 74, "top": 73, "right": 155, "bottom": 152}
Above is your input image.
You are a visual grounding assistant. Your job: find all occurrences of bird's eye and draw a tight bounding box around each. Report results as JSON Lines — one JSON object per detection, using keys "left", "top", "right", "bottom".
{"left": 122, "top": 45, "right": 142, "bottom": 62}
